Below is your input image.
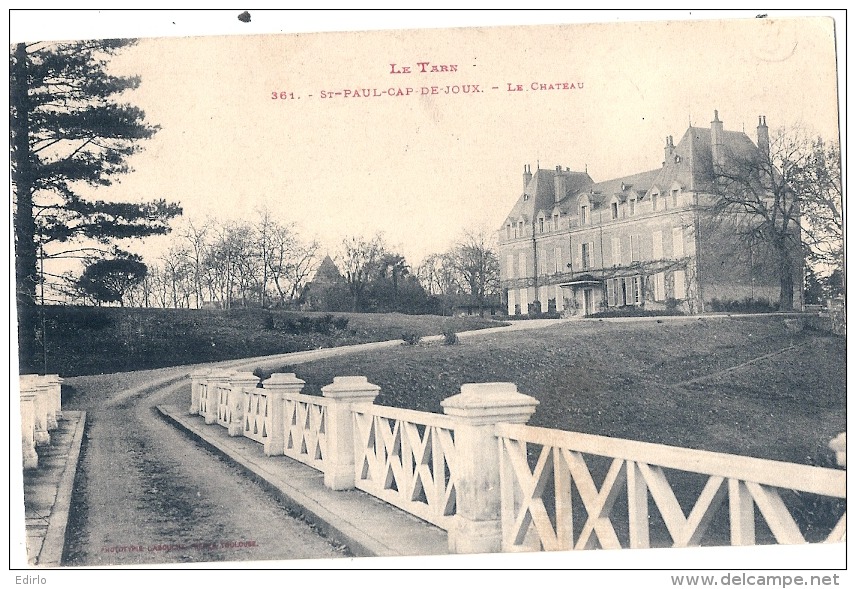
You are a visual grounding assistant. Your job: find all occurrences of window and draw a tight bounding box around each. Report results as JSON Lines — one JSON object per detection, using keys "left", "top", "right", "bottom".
{"left": 581, "top": 242, "right": 592, "bottom": 270}
{"left": 507, "top": 289, "right": 515, "bottom": 315}
{"left": 553, "top": 214, "right": 559, "bottom": 231}
{"left": 625, "top": 276, "right": 642, "bottom": 305}
{"left": 506, "top": 224, "right": 511, "bottom": 240}
{"left": 652, "top": 230, "right": 663, "bottom": 259}
{"left": 580, "top": 205, "right": 588, "bottom": 225}
{"left": 539, "top": 247, "right": 548, "bottom": 276}
{"left": 518, "top": 221, "right": 524, "bottom": 237}
{"left": 539, "top": 218, "right": 544, "bottom": 233}
{"left": 630, "top": 234, "right": 643, "bottom": 262}
{"left": 554, "top": 247, "right": 563, "bottom": 273}
{"left": 518, "top": 252, "right": 527, "bottom": 277}
{"left": 606, "top": 279, "right": 617, "bottom": 307}
{"left": 673, "top": 270, "right": 686, "bottom": 299}
{"left": 672, "top": 227, "right": 684, "bottom": 258}
{"left": 506, "top": 254, "right": 514, "bottom": 279}
{"left": 611, "top": 202, "right": 618, "bottom": 220}
{"left": 629, "top": 199, "right": 636, "bottom": 216}
{"left": 555, "top": 285, "right": 564, "bottom": 311}
{"left": 654, "top": 272, "right": 665, "bottom": 301}
{"left": 671, "top": 188, "right": 679, "bottom": 207}
{"left": 611, "top": 237, "right": 622, "bottom": 267}
{"left": 652, "top": 192, "right": 659, "bottom": 211}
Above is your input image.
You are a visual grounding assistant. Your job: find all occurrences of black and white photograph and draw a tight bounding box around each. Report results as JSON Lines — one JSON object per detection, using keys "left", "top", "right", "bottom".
{"left": 9, "top": 9, "right": 846, "bottom": 579}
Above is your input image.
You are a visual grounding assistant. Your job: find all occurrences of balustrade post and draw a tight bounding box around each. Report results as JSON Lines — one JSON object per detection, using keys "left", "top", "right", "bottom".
{"left": 321, "top": 376, "right": 381, "bottom": 491}
{"left": 829, "top": 432, "right": 846, "bottom": 467}
{"left": 228, "top": 372, "right": 260, "bottom": 437}
{"left": 20, "top": 390, "right": 39, "bottom": 469}
{"left": 189, "top": 369, "right": 211, "bottom": 415}
{"left": 441, "top": 382, "right": 539, "bottom": 554}
{"left": 45, "top": 374, "right": 63, "bottom": 425}
{"left": 263, "top": 373, "right": 306, "bottom": 456}
{"left": 31, "top": 382, "right": 52, "bottom": 445}
{"left": 205, "top": 371, "right": 231, "bottom": 424}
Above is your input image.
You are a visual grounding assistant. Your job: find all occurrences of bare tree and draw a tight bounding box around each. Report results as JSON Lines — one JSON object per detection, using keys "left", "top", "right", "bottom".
{"left": 448, "top": 230, "right": 501, "bottom": 317}
{"left": 798, "top": 138, "right": 843, "bottom": 282}
{"left": 711, "top": 126, "right": 814, "bottom": 311}
{"left": 338, "top": 234, "right": 387, "bottom": 312}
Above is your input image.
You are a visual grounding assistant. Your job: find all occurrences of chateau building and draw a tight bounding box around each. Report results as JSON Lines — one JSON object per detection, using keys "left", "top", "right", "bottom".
{"left": 498, "top": 111, "right": 803, "bottom": 316}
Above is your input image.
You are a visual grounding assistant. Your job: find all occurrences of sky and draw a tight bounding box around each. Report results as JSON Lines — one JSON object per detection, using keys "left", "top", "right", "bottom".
{"left": 9, "top": 10, "right": 843, "bottom": 277}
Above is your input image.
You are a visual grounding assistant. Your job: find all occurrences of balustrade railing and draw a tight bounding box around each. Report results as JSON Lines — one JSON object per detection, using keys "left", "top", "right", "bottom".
{"left": 185, "top": 373, "right": 846, "bottom": 555}
{"left": 495, "top": 423, "right": 847, "bottom": 552}
{"left": 19, "top": 374, "right": 65, "bottom": 470}
{"left": 351, "top": 404, "right": 458, "bottom": 530}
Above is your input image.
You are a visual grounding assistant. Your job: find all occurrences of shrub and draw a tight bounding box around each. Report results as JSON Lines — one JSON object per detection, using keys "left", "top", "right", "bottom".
{"left": 588, "top": 307, "right": 684, "bottom": 319}
{"left": 332, "top": 316, "right": 349, "bottom": 330}
{"left": 401, "top": 331, "right": 422, "bottom": 345}
{"left": 442, "top": 329, "right": 459, "bottom": 345}
{"left": 252, "top": 367, "right": 272, "bottom": 385}
{"left": 313, "top": 314, "right": 335, "bottom": 334}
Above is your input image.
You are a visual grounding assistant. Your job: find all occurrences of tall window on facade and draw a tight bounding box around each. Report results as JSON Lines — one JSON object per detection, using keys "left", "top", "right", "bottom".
{"left": 671, "top": 188, "right": 679, "bottom": 207}
{"left": 611, "top": 201, "right": 618, "bottom": 219}
{"left": 581, "top": 242, "right": 592, "bottom": 270}
{"left": 539, "top": 247, "right": 547, "bottom": 276}
{"left": 673, "top": 269, "right": 687, "bottom": 299}
{"left": 606, "top": 275, "right": 642, "bottom": 306}
{"left": 629, "top": 198, "right": 636, "bottom": 216}
{"left": 539, "top": 218, "right": 544, "bottom": 233}
{"left": 506, "top": 224, "right": 511, "bottom": 240}
{"left": 672, "top": 226, "right": 684, "bottom": 258}
{"left": 654, "top": 272, "right": 666, "bottom": 301}
{"left": 554, "top": 247, "right": 562, "bottom": 273}
{"left": 630, "top": 234, "right": 643, "bottom": 262}
{"left": 518, "top": 252, "right": 527, "bottom": 278}
{"left": 518, "top": 221, "right": 524, "bottom": 237}
{"left": 611, "top": 237, "right": 621, "bottom": 267}
{"left": 580, "top": 205, "right": 588, "bottom": 225}
{"left": 652, "top": 230, "right": 663, "bottom": 259}
{"left": 652, "top": 192, "right": 659, "bottom": 211}
{"left": 506, "top": 254, "right": 515, "bottom": 279}
{"left": 553, "top": 213, "right": 559, "bottom": 231}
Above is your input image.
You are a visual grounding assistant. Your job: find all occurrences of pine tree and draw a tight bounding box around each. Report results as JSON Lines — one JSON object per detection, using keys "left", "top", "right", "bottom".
{"left": 11, "top": 39, "right": 182, "bottom": 372}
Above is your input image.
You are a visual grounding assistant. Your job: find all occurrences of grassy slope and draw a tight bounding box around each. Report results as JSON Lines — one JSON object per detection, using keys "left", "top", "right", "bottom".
{"left": 265, "top": 316, "right": 845, "bottom": 466}
{"left": 39, "top": 306, "right": 504, "bottom": 376}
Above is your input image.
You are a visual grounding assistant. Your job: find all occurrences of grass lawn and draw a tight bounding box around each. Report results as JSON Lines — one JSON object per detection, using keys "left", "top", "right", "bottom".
{"left": 37, "top": 306, "right": 505, "bottom": 376}
{"left": 264, "top": 316, "right": 845, "bottom": 467}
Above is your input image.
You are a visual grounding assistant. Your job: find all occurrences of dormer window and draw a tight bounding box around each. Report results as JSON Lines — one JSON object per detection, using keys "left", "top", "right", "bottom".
{"left": 506, "top": 224, "right": 511, "bottom": 239}
{"left": 620, "top": 182, "right": 626, "bottom": 191}
{"left": 652, "top": 191, "right": 660, "bottom": 211}
{"left": 629, "top": 198, "right": 636, "bottom": 216}
{"left": 539, "top": 218, "right": 544, "bottom": 233}
{"left": 671, "top": 188, "right": 680, "bottom": 207}
{"left": 611, "top": 202, "right": 619, "bottom": 220}
{"left": 553, "top": 213, "right": 559, "bottom": 230}
{"left": 580, "top": 205, "right": 589, "bottom": 225}
{"left": 523, "top": 194, "right": 529, "bottom": 201}
{"left": 674, "top": 155, "right": 681, "bottom": 163}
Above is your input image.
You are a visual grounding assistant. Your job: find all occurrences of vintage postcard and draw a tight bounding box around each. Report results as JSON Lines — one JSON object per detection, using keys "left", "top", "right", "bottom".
{"left": 9, "top": 9, "right": 846, "bottom": 579}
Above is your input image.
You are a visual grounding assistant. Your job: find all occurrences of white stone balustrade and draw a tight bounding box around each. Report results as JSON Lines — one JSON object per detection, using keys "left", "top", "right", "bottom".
{"left": 227, "top": 372, "right": 260, "bottom": 436}
{"left": 206, "top": 370, "right": 233, "bottom": 425}
{"left": 20, "top": 389, "right": 39, "bottom": 469}
{"left": 322, "top": 376, "right": 381, "bottom": 490}
{"left": 19, "top": 373, "right": 66, "bottom": 470}
{"left": 829, "top": 432, "right": 846, "bottom": 467}
{"left": 187, "top": 374, "right": 845, "bottom": 554}
{"left": 189, "top": 369, "right": 211, "bottom": 415}
{"left": 441, "top": 382, "right": 539, "bottom": 553}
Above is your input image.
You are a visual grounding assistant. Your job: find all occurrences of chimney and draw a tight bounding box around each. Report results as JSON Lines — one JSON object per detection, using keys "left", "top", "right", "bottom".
{"left": 523, "top": 164, "right": 532, "bottom": 189}
{"left": 756, "top": 115, "right": 769, "bottom": 158}
{"left": 711, "top": 110, "right": 724, "bottom": 170}
{"left": 554, "top": 167, "right": 566, "bottom": 203}
{"left": 664, "top": 135, "right": 675, "bottom": 166}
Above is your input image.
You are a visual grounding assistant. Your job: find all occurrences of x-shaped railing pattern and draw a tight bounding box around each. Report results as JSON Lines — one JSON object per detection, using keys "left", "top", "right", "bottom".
{"left": 243, "top": 390, "right": 270, "bottom": 444}
{"left": 216, "top": 385, "right": 231, "bottom": 427}
{"left": 497, "top": 424, "right": 846, "bottom": 552}
{"left": 352, "top": 408, "right": 457, "bottom": 530}
{"left": 283, "top": 398, "right": 327, "bottom": 471}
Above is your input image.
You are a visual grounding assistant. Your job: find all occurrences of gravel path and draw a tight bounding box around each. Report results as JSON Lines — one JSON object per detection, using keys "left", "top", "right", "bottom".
{"left": 59, "top": 321, "right": 566, "bottom": 565}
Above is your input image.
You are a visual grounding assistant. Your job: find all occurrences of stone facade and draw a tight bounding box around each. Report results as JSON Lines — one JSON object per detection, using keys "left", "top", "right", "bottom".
{"left": 498, "top": 111, "right": 803, "bottom": 315}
